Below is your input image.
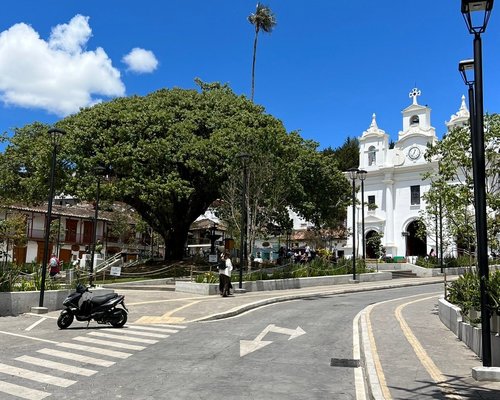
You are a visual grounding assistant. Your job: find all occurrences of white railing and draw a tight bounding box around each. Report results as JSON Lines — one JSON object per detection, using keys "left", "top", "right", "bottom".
{"left": 95, "top": 252, "right": 124, "bottom": 274}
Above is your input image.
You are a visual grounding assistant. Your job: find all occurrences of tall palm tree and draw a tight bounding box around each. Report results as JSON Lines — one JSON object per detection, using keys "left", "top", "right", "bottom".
{"left": 248, "top": 3, "right": 276, "bottom": 102}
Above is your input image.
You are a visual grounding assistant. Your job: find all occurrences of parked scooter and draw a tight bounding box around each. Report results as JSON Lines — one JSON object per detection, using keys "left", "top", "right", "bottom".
{"left": 57, "top": 283, "right": 128, "bottom": 329}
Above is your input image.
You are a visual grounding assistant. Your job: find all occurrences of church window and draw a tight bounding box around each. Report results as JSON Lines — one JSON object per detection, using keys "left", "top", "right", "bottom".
{"left": 410, "top": 115, "right": 419, "bottom": 126}
{"left": 368, "top": 195, "right": 375, "bottom": 205}
{"left": 410, "top": 185, "right": 421, "bottom": 205}
{"left": 368, "top": 146, "right": 376, "bottom": 166}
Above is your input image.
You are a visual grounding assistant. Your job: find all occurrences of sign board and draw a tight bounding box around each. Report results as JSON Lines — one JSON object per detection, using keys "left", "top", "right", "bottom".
{"left": 208, "top": 254, "right": 218, "bottom": 263}
{"left": 110, "top": 266, "right": 122, "bottom": 277}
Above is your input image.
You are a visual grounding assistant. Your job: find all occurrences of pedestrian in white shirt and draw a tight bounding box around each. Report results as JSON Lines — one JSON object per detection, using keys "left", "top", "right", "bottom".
{"left": 220, "top": 251, "right": 233, "bottom": 297}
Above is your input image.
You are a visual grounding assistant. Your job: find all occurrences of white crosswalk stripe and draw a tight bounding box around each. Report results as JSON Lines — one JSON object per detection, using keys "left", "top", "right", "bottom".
{"left": 126, "top": 324, "right": 184, "bottom": 333}
{"left": 101, "top": 328, "right": 169, "bottom": 338}
{"left": 0, "top": 380, "right": 50, "bottom": 400}
{"left": 0, "top": 323, "right": 187, "bottom": 398}
{"left": 0, "top": 362, "right": 76, "bottom": 387}
{"left": 37, "top": 348, "right": 115, "bottom": 367}
{"left": 57, "top": 342, "right": 132, "bottom": 359}
{"left": 16, "top": 355, "right": 98, "bottom": 376}
{"left": 73, "top": 336, "right": 146, "bottom": 351}
{"left": 87, "top": 331, "right": 158, "bottom": 344}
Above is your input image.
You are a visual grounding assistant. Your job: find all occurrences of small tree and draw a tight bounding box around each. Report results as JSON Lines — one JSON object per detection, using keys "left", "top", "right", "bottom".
{"left": 0, "top": 211, "right": 28, "bottom": 268}
{"left": 367, "top": 232, "right": 384, "bottom": 271}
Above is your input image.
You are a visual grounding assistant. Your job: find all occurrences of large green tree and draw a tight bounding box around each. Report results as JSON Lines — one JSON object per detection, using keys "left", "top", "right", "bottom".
{"left": 218, "top": 132, "right": 351, "bottom": 266}
{"left": 248, "top": 2, "right": 276, "bottom": 102}
{"left": 322, "top": 136, "right": 359, "bottom": 172}
{"left": 0, "top": 81, "right": 351, "bottom": 261}
{"left": 421, "top": 114, "right": 500, "bottom": 256}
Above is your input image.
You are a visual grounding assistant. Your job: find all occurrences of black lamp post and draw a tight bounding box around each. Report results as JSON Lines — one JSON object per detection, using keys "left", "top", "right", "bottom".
{"left": 348, "top": 168, "right": 359, "bottom": 281}
{"left": 89, "top": 165, "right": 106, "bottom": 287}
{"left": 460, "top": 0, "right": 493, "bottom": 367}
{"left": 358, "top": 169, "right": 367, "bottom": 261}
{"left": 238, "top": 153, "right": 251, "bottom": 289}
{"left": 39, "top": 128, "right": 66, "bottom": 307}
{"left": 209, "top": 222, "right": 219, "bottom": 256}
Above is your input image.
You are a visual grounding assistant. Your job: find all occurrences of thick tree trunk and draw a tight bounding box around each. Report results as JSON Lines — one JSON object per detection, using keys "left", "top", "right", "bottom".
{"left": 161, "top": 223, "right": 190, "bottom": 261}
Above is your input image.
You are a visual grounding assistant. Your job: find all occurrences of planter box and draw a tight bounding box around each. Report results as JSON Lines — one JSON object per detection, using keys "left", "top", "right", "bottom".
{"left": 491, "top": 313, "right": 500, "bottom": 335}
{"left": 0, "top": 288, "right": 114, "bottom": 316}
{"left": 175, "top": 271, "right": 393, "bottom": 296}
{"left": 439, "top": 297, "right": 500, "bottom": 367}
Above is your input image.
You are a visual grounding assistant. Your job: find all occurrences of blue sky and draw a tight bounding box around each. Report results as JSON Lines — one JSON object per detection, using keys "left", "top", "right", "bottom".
{"left": 1, "top": 1, "right": 499, "bottom": 151}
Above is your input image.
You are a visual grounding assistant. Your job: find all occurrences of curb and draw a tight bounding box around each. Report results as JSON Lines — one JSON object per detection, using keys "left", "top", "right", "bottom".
{"left": 193, "top": 279, "right": 442, "bottom": 322}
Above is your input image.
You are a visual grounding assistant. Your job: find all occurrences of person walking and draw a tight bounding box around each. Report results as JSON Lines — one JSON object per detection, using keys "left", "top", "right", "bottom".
{"left": 49, "top": 253, "right": 61, "bottom": 278}
{"left": 220, "top": 251, "right": 233, "bottom": 297}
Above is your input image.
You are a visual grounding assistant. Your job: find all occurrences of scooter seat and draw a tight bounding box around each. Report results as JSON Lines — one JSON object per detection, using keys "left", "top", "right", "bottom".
{"left": 90, "top": 293, "right": 119, "bottom": 306}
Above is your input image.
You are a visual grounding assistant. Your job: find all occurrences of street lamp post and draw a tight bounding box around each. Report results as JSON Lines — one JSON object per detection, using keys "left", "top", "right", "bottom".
{"left": 358, "top": 170, "right": 367, "bottom": 261}
{"left": 460, "top": 0, "right": 494, "bottom": 367}
{"left": 89, "top": 165, "right": 106, "bottom": 287}
{"left": 209, "top": 222, "right": 218, "bottom": 256}
{"left": 348, "top": 168, "right": 359, "bottom": 281}
{"left": 238, "top": 153, "right": 251, "bottom": 289}
{"left": 39, "top": 128, "right": 66, "bottom": 307}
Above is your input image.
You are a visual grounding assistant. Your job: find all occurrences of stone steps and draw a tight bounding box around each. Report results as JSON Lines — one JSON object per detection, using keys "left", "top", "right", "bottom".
{"left": 391, "top": 270, "right": 418, "bottom": 279}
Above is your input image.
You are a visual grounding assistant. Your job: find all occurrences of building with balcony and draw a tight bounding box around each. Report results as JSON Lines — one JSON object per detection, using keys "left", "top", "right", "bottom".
{"left": 0, "top": 200, "right": 152, "bottom": 266}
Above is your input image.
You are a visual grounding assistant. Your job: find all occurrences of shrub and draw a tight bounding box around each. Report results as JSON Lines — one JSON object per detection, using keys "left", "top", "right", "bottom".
{"left": 0, "top": 265, "right": 21, "bottom": 292}
{"left": 195, "top": 272, "right": 218, "bottom": 284}
{"left": 446, "top": 271, "right": 481, "bottom": 323}
{"left": 487, "top": 270, "right": 500, "bottom": 314}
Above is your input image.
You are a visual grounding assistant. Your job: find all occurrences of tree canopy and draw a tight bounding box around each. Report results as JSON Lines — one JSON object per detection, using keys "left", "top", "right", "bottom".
{"left": 421, "top": 114, "right": 500, "bottom": 256}
{"left": 0, "top": 81, "right": 351, "bottom": 260}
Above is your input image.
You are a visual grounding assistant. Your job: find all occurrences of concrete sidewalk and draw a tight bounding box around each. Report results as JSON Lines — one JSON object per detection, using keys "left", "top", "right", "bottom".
{"left": 360, "top": 293, "right": 500, "bottom": 399}
{"left": 101, "top": 276, "right": 500, "bottom": 398}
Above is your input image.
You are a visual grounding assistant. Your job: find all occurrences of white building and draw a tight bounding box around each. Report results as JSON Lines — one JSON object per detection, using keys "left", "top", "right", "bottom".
{"left": 345, "top": 88, "right": 467, "bottom": 260}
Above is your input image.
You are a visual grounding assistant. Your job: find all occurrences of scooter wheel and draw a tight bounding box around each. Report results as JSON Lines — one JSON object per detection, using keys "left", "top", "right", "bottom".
{"left": 57, "top": 310, "right": 74, "bottom": 329}
{"left": 110, "top": 309, "right": 127, "bottom": 328}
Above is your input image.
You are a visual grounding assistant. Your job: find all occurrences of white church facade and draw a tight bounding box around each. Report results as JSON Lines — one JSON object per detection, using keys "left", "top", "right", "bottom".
{"left": 344, "top": 88, "right": 469, "bottom": 260}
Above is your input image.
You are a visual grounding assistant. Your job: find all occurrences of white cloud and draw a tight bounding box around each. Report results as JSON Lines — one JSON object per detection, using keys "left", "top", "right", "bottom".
{"left": 122, "top": 48, "right": 158, "bottom": 74}
{"left": 0, "top": 15, "right": 125, "bottom": 116}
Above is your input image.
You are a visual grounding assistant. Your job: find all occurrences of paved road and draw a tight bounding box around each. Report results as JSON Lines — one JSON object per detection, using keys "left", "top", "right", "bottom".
{"left": 0, "top": 281, "right": 440, "bottom": 399}
{"left": 0, "top": 277, "right": 499, "bottom": 399}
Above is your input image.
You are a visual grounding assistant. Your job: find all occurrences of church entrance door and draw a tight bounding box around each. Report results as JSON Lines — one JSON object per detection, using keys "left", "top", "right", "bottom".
{"left": 405, "top": 221, "right": 426, "bottom": 257}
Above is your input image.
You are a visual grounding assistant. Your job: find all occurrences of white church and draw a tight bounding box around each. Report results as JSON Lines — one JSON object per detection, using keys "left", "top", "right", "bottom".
{"left": 344, "top": 88, "right": 469, "bottom": 260}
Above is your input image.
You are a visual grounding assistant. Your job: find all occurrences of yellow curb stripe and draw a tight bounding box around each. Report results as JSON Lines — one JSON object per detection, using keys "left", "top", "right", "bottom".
{"left": 133, "top": 300, "right": 201, "bottom": 324}
{"left": 160, "top": 300, "right": 201, "bottom": 318}
{"left": 366, "top": 304, "right": 393, "bottom": 399}
{"left": 395, "top": 296, "right": 463, "bottom": 400}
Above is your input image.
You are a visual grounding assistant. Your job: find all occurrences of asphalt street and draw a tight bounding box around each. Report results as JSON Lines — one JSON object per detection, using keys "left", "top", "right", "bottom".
{"left": 0, "top": 277, "right": 499, "bottom": 399}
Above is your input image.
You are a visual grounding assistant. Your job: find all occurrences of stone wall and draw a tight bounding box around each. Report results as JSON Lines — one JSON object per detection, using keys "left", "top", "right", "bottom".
{"left": 0, "top": 288, "right": 114, "bottom": 316}
{"left": 175, "top": 271, "right": 393, "bottom": 296}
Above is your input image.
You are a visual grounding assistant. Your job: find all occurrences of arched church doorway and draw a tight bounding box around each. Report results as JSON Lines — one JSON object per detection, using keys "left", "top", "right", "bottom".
{"left": 365, "top": 230, "right": 379, "bottom": 259}
{"left": 405, "top": 220, "right": 427, "bottom": 257}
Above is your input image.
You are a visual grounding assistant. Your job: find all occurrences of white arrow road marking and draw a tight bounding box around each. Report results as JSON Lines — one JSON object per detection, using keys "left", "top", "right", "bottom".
{"left": 267, "top": 324, "right": 306, "bottom": 340}
{"left": 240, "top": 339, "right": 273, "bottom": 357}
{"left": 240, "top": 324, "right": 306, "bottom": 357}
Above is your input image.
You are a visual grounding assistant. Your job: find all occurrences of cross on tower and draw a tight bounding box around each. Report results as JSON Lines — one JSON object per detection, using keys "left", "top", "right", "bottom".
{"left": 409, "top": 88, "right": 421, "bottom": 105}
